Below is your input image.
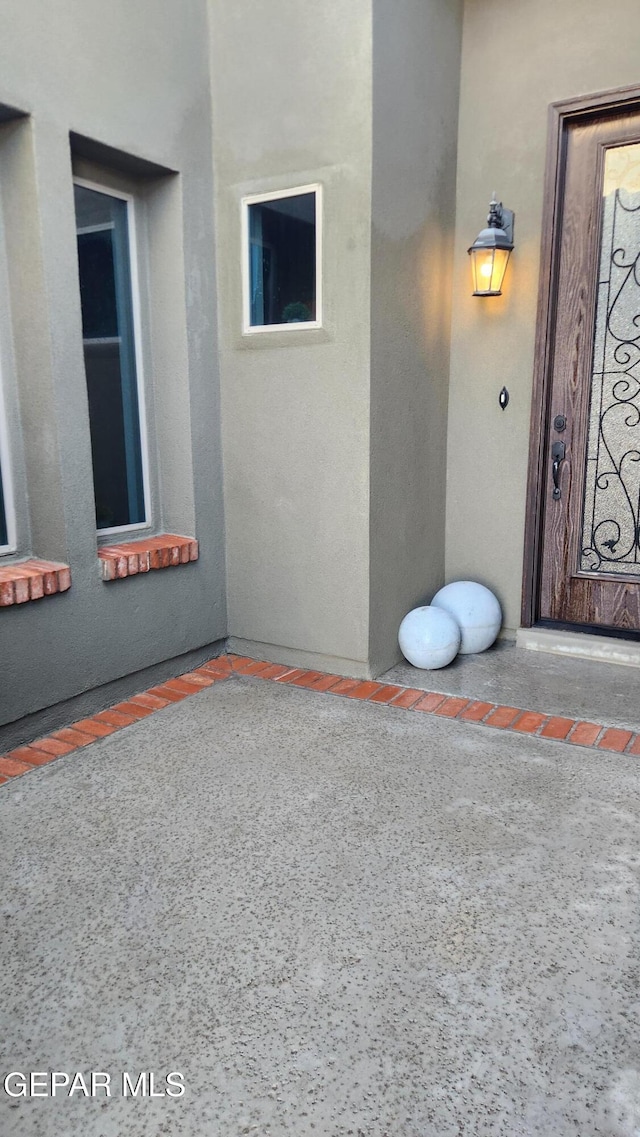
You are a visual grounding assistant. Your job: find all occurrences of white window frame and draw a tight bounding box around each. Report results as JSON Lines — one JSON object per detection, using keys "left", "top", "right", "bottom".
{"left": 241, "top": 183, "right": 323, "bottom": 335}
{"left": 0, "top": 363, "right": 17, "bottom": 555}
{"left": 74, "top": 176, "right": 152, "bottom": 538}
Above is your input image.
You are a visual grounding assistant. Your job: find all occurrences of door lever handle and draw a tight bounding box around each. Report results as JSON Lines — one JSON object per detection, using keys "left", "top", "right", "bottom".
{"left": 552, "top": 440, "right": 565, "bottom": 500}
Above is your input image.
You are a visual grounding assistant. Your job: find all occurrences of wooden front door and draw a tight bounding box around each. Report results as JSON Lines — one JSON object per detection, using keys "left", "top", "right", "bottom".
{"left": 525, "top": 89, "right": 640, "bottom": 637}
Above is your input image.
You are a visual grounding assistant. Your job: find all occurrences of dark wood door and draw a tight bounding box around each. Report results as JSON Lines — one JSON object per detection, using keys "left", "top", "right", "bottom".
{"left": 538, "top": 108, "right": 640, "bottom": 634}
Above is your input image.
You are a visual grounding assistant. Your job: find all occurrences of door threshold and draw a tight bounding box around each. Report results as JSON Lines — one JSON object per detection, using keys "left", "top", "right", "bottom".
{"left": 517, "top": 626, "right": 640, "bottom": 668}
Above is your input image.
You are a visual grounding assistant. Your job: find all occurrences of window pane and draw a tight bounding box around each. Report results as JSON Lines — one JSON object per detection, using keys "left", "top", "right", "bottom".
{"left": 248, "top": 192, "right": 316, "bottom": 326}
{"left": 77, "top": 229, "right": 119, "bottom": 338}
{"left": 0, "top": 455, "right": 7, "bottom": 547}
{"left": 74, "top": 185, "right": 145, "bottom": 530}
{"left": 580, "top": 143, "right": 640, "bottom": 576}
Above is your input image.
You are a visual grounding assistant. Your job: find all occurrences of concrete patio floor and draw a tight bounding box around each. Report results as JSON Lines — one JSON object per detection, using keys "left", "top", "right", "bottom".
{"left": 383, "top": 638, "right": 640, "bottom": 735}
{"left": 2, "top": 670, "right": 640, "bottom": 1136}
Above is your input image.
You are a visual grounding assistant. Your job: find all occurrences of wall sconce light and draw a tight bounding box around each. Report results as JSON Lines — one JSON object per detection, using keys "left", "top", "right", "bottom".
{"left": 468, "top": 195, "right": 514, "bottom": 296}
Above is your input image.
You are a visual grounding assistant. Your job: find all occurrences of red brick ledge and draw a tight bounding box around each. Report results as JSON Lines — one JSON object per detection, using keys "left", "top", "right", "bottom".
{"left": 99, "top": 534, "right": 198, "bottom": 581}
{"left": 0, "top": 558, "right": 71, "bottom": 607}
{"left": 1, "top": 653, "right": 639, "bottom": 786}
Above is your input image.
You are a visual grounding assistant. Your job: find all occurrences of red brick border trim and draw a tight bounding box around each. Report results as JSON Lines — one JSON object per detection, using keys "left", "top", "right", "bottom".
{"left": 0, "top": 559, "right": 71, "bottom": 607}
{"left": 99, "top": 534, "right": 198, "bottom": 580}
{"left": 1, "top": 653, "right": 639, "bottom": 786}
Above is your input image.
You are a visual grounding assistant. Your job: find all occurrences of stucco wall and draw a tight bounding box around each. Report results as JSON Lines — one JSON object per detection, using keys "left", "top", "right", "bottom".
{"left": 8, "top": 0, "right": 631, "bottom": 718}
{"left": 369, "top": 0, "right": 463, "bottom": 674}
{"left": 447, "top": 0, "right": 640, "bottom": 635}
{"left": 0, "top": 0, "right": 226, "bottom": 724}
{"left": 211, "top": 0, "right": 374, "bottom": 675}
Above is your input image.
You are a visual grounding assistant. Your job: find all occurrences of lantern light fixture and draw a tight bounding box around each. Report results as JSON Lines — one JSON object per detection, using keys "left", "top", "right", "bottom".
{"left": 468, "top": 194, "right": 514, "bottom": 296}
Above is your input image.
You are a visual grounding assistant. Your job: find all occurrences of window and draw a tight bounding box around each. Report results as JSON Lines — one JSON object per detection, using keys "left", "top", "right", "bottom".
{"left": 0, "top": 382, "right": 15, "bottom": 554}
{"left": 0, "top": 449, "right": 9, "bottom": 551}
{"left": 242, "top": 185, "right": 322, "bottom": 332}
{"left": 74, "top": 180, "right": 149, "bottom": 533}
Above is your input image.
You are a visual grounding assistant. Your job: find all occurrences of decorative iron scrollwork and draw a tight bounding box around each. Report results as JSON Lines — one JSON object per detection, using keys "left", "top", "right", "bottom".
{"left": 581, "top": 167, "right": 640, "bottom": 577}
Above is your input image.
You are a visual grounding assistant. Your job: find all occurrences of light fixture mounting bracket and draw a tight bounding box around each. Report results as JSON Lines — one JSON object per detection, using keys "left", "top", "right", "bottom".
{"left": 495, "top": 205, "right": 514, "bottom": 246}
{"left": 488, "top": 195, "right": 514, "bottom": 245}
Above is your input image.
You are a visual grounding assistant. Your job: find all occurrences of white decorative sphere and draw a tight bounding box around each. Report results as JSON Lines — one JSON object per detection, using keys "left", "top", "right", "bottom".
{"left": 431, "top": 581, "right": 502, "bottom": 654}
{"left": 398, "top": 605, "right": 461, "bottom": 670}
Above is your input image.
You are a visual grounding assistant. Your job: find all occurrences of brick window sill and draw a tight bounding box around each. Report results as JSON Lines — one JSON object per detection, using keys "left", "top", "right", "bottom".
{"left": 98, "top": 534, "right": 198, "bottom": 581}
{"left": 0, "top": 558, "right": 71, "bottom": 607}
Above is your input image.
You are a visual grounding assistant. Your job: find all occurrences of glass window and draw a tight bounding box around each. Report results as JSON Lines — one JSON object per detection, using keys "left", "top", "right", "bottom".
{"left": 0, "top": 454, "right": 7, "bottom": 549}
{"left": 245, "top": 188, "right": 319, "bottom": 330}
{"left": 0, "top": 387, "right": 13, "bottom": 552}
{"left": 74, "top": 182, "right": 147, "bottom": 532}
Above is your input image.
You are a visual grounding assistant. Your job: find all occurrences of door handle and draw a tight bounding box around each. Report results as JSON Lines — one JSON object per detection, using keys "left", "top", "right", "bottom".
{"left": 552, "top": 440, "right": 565, "bottom": 500}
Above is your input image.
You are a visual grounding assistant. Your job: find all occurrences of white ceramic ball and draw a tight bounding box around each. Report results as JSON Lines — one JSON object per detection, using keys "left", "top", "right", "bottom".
{"left": 431, "top": 580, "right": 502, "bottom": 654}
{"left": 398, "top": 605, "right": 461, "bottom": 670}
